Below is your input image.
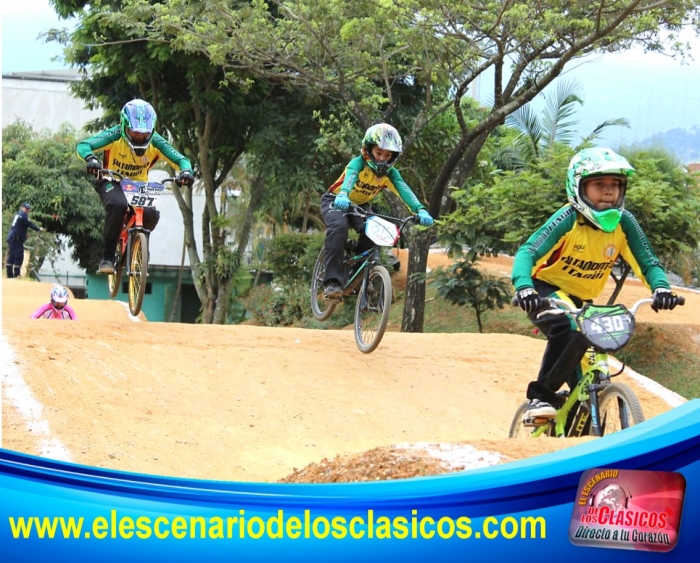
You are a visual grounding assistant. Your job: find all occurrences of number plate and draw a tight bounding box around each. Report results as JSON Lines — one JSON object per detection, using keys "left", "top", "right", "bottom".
{"left": 120, "top": 179, "right": 165, "bottom": 208}
{"left": 576, "top": 303, "right": 635, "bottom": 352}
{"left": 364, "top": 216, "right": 400, "bottom": 246}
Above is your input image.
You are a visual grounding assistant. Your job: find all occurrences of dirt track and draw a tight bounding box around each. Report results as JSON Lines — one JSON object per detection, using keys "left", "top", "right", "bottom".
{"left": 1, "top": 255, "right": 696, "bottom": 482}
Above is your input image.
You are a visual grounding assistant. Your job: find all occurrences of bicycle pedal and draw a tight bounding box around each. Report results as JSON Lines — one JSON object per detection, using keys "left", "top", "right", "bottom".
{"left": 522, "top": 416, "right": 552, "bottom": 427}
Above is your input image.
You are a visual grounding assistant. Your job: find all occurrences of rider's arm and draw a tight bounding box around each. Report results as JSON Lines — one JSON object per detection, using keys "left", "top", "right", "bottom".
{"left": 385, "top": 168, "right": 425, "bottom": 213}
{"left": 619, "top": 211, "right": 671, "bottom": 290}
{"left": 31, "top": 304, "right": 52, "bottom": 319}
{"left": 150, "top": 133, "right": 193, "bottom": 172}
{"left": 76, "top": 126, "right": 121, "bottom": 160}
{"left": 511, "top": 206, "right": 577, "bottom": 291}
{"left": 326, "top": 157, "right": 363, "bottom": 198}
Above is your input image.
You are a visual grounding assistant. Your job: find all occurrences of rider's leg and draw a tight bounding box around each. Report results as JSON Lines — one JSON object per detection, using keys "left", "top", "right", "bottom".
{"left": 320, "top": 192, "right": 350, "bottom": 288}
{"left": 95, "top": 179, "right": 128, "bottom": 264}
{"left": 526, "top": 330, "right": 589, "bottom": 409}
{"left": 525, "top": 284, "right": 589, "bottom": 411}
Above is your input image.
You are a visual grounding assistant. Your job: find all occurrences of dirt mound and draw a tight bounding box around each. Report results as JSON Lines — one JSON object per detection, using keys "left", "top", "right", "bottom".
{"left": 2, "top": 274, "right": 696, "bottom": 483}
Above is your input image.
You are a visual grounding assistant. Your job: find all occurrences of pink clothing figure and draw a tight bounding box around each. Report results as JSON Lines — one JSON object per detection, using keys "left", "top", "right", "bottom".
{"left": 31, "top": 302, "right": 78, "bottom": 320}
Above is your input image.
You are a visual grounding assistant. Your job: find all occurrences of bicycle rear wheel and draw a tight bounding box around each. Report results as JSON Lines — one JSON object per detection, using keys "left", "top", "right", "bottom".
{"left": 508, "top": 400, "right": 554, "bottom": 438}
{"left": 354, "top": 265, "right": 392, "bottom": 354}
{"left": 128, "top": 232, "right": 149, "bottom": 316}
{"left": 310, "top": 245, "right": 336, "bottom": 321}
{"left": 107, "top": 242, "right": 123, "bottom": 298}
{"left": 598, "top": 382, "right": 645, "bottom": 435}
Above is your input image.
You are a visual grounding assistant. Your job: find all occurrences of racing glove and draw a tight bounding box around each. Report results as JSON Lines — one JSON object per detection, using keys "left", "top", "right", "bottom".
{"left": 176, "top": 170, "right": 195, "bottom": 187}
{"left": 333, "top": 192, "right": 351, "bottom": 212}
{"left": 416, "top": 209, "right": 434, "bottom": 227}
{"left": 85, "top": 155, "right": 101, "bottom": 176}
{"left": 515, "top": 287, "right": 542, "bottom": 313}
{"left": 652, "top": 288, "right": 679, "bottom": 312}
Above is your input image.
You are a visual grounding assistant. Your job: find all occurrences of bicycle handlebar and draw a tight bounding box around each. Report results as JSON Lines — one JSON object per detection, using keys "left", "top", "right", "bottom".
{"left": 97, "top": 168, "right": 180, "bottom": 186}
{"left": 345, "top": 203, "right": 421, "bottom": 231}
{"left": 510, "top": 295, "right": 686, "bottom": 317}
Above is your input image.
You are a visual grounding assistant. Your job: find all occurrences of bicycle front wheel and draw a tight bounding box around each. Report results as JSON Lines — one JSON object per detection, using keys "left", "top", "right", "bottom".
{"left": 128, "top": 232, "right": 149, "bottom": 316}
{"left": 107, "top": 242, "right": 123, "bottom": 298}
{"left": 598, "top": 383, "right": 645, "bottom": 435}
{"left": 354, "top": 265, "right": 392, "bottom": 354}
{"left": 310, "top": 245, "right": 336, "bottom": 321}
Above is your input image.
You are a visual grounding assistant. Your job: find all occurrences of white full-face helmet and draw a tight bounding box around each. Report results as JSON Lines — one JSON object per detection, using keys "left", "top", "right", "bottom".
{"left": 50, "top": 285, "right": 69, "bottom": 310}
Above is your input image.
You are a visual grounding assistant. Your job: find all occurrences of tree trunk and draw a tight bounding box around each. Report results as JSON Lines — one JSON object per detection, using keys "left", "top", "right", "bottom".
{"left": 401, "top": 228, "right": 432, "bottom": 332}
{"left": 168, "top": 234, "right": 187, "bottom": 322}
{"left": 401, "top": 132, "right": 492, "bottom": 333}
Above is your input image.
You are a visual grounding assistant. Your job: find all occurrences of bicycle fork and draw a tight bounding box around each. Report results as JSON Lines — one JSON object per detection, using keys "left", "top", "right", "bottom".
{"left": 125, "top": 227, "right": 150, "bottom": 276}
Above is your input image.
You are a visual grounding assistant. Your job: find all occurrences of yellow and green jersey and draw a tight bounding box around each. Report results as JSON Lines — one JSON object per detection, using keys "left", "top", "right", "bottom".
{"left": 76, "top": 126, "right": 192, "bottom": 182}
{"left": 511, "top": 205, "right": 670, "bottom": 300}
{"left": 327, "top": 156, "right": 425, "bottom": 213}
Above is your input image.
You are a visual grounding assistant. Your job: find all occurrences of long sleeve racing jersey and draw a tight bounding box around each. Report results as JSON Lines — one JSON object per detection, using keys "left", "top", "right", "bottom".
{"left": 327, "top": 156, "right": 425, "bottom": 213}
{"left": 76, "top": 126, "right": 192, "bottom": 182}
{"left": 511, "top": 205, "right": 670, "bottom": 300}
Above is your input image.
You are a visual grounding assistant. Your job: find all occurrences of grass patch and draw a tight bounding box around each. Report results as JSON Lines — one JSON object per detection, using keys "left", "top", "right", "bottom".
{"left": 616, "top": 325, "right": 700, "bottom": 399}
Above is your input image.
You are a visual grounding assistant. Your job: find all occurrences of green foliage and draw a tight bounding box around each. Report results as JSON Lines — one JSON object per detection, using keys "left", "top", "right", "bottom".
{"left": 439, "top": 147, "right": 574, "bottom": 259}
{"left": 429, "top": 260, "right": 512, "bottom": 333}
{"left": 265, "top": 232, "right": 324, "bottom": 286}
{"left": 622, "top": 146, "right": 700, "bottom": 284}
{"left": 2, "top": 121, "right": 104, "bottom": 271}
{"left": 240, "top": 283, "right": 311, "bottom": 327}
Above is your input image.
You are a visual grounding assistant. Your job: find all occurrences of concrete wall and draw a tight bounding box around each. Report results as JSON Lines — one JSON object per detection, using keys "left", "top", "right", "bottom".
{"left": 2, "top": 71, "right": 102, "bottom": 132}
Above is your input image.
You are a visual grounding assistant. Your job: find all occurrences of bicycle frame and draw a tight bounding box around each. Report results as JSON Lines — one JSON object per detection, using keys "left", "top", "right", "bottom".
{"left": 336, "top": 207, "right": 415, "bottom": 298}
{"left": 529, "top": 347, "right": 611, "bottom": 438}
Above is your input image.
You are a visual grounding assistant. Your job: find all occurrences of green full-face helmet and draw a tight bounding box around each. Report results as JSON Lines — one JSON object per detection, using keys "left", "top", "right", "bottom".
{"left": 566, "top": 147, "right": 634, "bottom": 232}
{"left": 361, "top": 123, "right": 403, "bottom": 177}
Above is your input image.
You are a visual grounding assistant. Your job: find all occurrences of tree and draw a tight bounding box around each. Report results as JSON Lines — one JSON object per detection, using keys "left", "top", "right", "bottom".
{"left": 49, "top": 0, "right": 339, "bottom": 323}
{"left": 2, "top": 121, "right": 104, "bottom": 273}
{"left": 114, "top": 0, "right": 700, "bottom": 332}
{"left": 430, "top": 261, "right": 512, "bottom": 333}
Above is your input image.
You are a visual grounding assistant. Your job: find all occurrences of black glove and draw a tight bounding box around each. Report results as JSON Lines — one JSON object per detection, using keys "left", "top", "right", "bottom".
{"left": 176, "top": 170, "right": 195, "bottom": 187}
{"left": 516, "top": 287, "right": 542, "bottom": 313}
{"left": 85, "top": 155, "right": 101, "bottom": 176}
{"left": 652, "top": 288, "right": 679, "bottom": 312}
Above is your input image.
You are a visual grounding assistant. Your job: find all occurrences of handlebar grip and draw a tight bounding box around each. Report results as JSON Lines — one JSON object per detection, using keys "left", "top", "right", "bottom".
{"left": 678, "top": 296, "right": 686, "bottom": 306}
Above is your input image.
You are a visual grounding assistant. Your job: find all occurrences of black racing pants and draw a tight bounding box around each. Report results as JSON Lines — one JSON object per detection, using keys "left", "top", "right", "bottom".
{"left": 6, "top": 238, "right": 24, "bottom": 278}
{"left": 525, "top": 281, "right": 591, "bottom": 409}
{"left": 320, "top": 192, "right": 374, "bottom": 286}
{"left": 94, "top": 178, "right": 160, "bottom": 261}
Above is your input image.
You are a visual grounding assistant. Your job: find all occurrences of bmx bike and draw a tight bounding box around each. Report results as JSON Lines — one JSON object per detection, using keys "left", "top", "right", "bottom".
{"left": 509, "top": 295, "right": 685, "bottom": 438}
{"left": 310, "top": 206, "right": 418, "bottom": 354}
{"left": 98, "top": 169, "right": 177, "bottom": 316}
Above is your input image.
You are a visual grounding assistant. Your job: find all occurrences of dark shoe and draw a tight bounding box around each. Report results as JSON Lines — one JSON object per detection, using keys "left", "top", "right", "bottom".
{"left": 98, "top": 259, "right": 115, "bottom": 275}
{"left": 323, "top": 282, "right": 343, "bottom": 299}
{"left": 523, "top": 399, "right": 556, "bottom": 420}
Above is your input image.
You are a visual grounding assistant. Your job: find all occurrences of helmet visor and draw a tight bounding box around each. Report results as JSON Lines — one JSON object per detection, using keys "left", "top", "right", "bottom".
{"left": 126, "top": 128, "right": 152, "bottom": 149}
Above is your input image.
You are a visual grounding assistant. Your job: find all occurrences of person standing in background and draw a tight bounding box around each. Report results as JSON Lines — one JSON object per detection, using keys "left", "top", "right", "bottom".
{"left": 6, "top": 202, "right": 43, "bottom": 278}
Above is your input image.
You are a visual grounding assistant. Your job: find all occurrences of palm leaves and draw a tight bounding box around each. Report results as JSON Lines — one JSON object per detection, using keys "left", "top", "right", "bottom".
{"left": 494, "top": 79, "right": 629, "bottom": 171}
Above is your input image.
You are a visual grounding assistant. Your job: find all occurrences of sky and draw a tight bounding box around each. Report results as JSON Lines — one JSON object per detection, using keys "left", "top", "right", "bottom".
{"left": 2, "top": 1, "right": 700, "bottom": 147}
